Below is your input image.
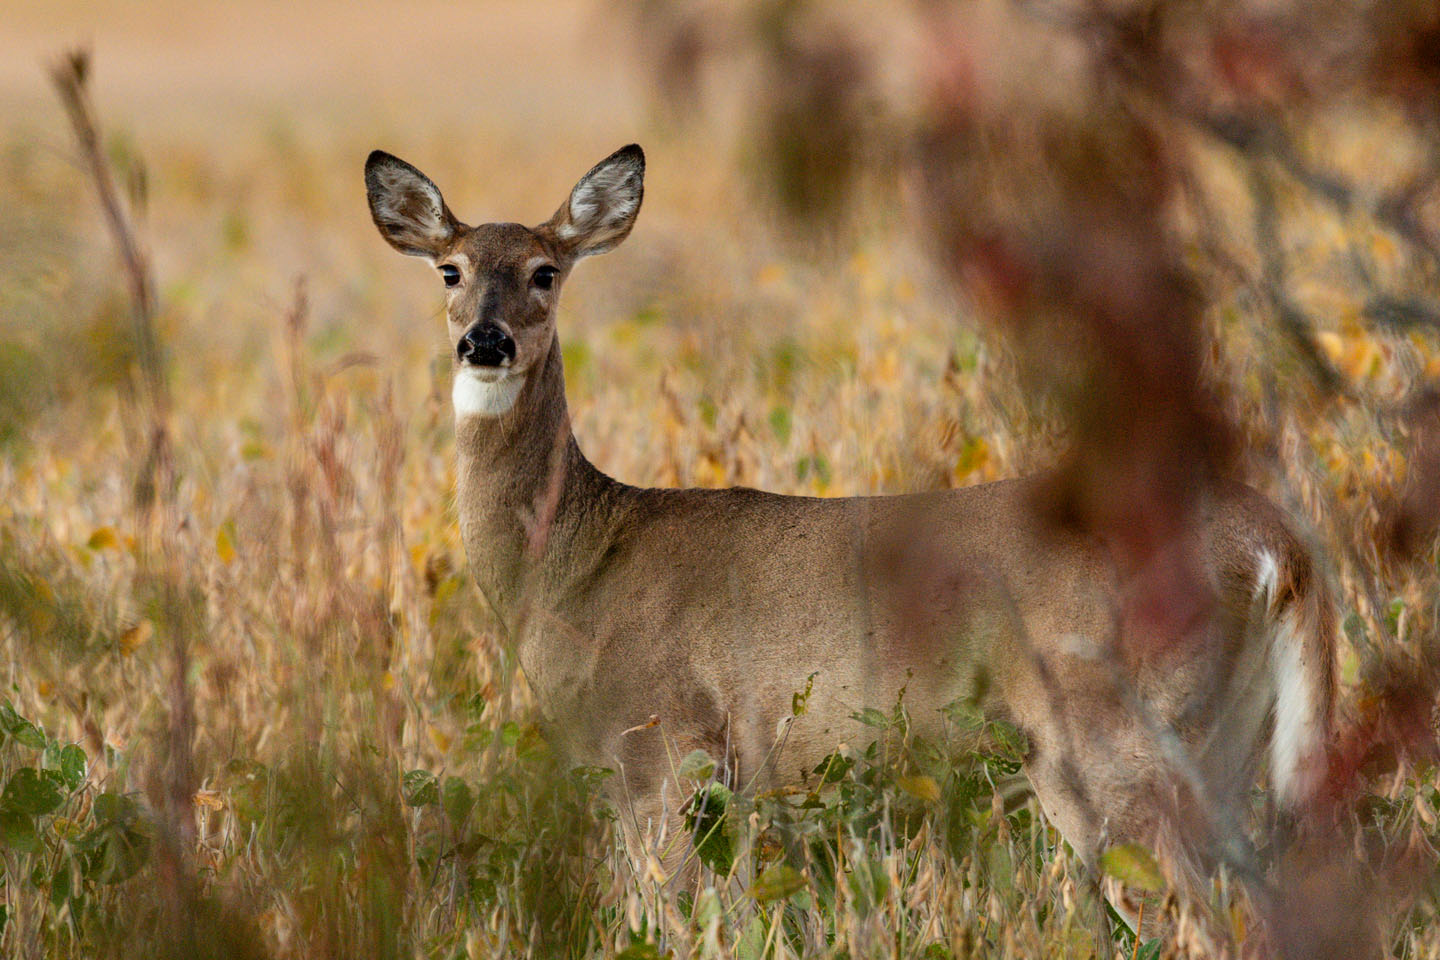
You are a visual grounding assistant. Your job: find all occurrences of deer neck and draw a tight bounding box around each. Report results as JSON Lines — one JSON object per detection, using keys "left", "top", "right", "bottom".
{"left": 453, "top": 334, "right": 613, "bottom": 625}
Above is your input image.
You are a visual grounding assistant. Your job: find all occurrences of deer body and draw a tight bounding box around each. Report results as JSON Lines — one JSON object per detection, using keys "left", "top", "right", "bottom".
{"left": 367, "top": 144, "right": 1335, "bottom": 887}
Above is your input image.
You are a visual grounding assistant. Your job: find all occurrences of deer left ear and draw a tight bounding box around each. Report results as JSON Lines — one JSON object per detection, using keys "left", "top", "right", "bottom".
{"left": 548, "top": 144, "right": 644, "bottom": 259}
{"left": 365, "top": 150, "right": 460, "bottom": 259}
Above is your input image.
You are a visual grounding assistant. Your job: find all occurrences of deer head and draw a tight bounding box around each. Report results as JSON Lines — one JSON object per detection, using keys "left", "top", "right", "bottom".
{"left": 364, "top": 144, "right": 645, "bottom": 417}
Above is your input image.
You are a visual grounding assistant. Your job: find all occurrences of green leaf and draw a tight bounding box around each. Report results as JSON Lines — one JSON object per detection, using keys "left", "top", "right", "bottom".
{"left": 989, "top": 720, "right": 1029, "bottom": 761}
{"left": 401, "top": 770, "right": 438, "bottom": 807}
{"left": 0, "top": 809, "right": 37, "bottom": 854}
{"left": 1099, "top": 842, "right": 1165, "bottom": 893}
{"left": 691, "top": 887, "right": 722, "bottom": 927}
{"left": 462, "top": 724, "right": 493, "bottom": 753}
{"left": 846, "top": 858, "right": 890, "bottom": 906}
{"left": 614, "top": 943, "right": 663, "bottom": 960}
{"left": 791, "top": 672, "right": 816, "bottom": 716}
{"left": 515, "top": 725, "right": 549, "bottom": 763}
{"left": 91, "top": 792, "right": 139, "bottom": 826}
{"left": 988, "top": 843, "right": 1014, "bottom": 895}
{"left": 940, "top": 697, "right": 987, "bottom": 733}
{"left": 677, "top": 749, "right": 717, "bottom": 782}
{"left": 441, "top": 776, "right": 473, "bottom": 823}
{"left": 748, "top": 863, "right": 806, "bottom": 903}
{"left": 77, "top": 792, "right": 149, "bottom": 883}
{"left": 50, "top": 860, "right": 72, "bottom": 908}
{"left": 1386, "top": 597, "right": 1406, "bottom": 635}
{"left": 768, "top": 405, "right": 792, "bottom": 443}
{"left": 77, "top": 815, "right": 149, "bottom": 884}
{"left": 736, "top": 916, "right": 767, "bottom": 960}
{"left": 812, "top": 752, "right": 854, "bottom": 783}
{"left": 3, "top": 768, "right": 63, "bottom": 816}
{"left": 851, "top": 707, "right": 890, "bottom": 728}
{"left": 982, "top": 752, "right": 1022, "bottom": 777}
{"left": 683, "top": 783, "right": 734, "bottom": 875}
{"left": 0, "top": 703, "right": 46, "bottom": 750}
{"left": 1137, "top": 939, "right": 1162, "bottom": 960}
{"left": 59, "top": 744, "right": 86, "bottom": 791}
{"left": 812, "top": 455, "right": 831, "bottom": 485}
{"left": 568, "top": 764, "right": 614, "bottom": 788}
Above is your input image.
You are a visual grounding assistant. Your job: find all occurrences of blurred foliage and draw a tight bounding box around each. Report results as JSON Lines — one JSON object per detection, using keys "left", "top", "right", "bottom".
{"left": 628, "top": 0, "right": 1440, "bottom": 951}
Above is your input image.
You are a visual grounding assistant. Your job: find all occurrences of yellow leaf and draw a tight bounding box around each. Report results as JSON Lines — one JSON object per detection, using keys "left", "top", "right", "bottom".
{"left": 1230, "top": 902, "right": 1248, "bottom": 942}
{"left": 694, "top": 454, "right": 727, "bottom": 489}
{"left": 953, "top": 437, "right": 990, "bottom": 483}
{"left": 1340, "top": 647, "right": 1360, "bottom": 686}
{"left": 896, "top": 775, "right": 941, "bottom": 803}
{"left": 427, "top": 724, "right": 452, "bottom": 753}
{"left": 118, "top": 620, "right": 153, "bottom": 657}
{"left": 1315, "top": 331, "right": 1344, "bottom": 364}
{"left": 1099, "top": 842, "right": 1165, "bottom": 893}
{"left": 86, "top": 527, "right": 119, "bottom": 551}
{"left": 433, "top": 576, "right": 460, "bottom": 607}
{"left": 1371, "top": 231, "right": 1397, "bottom": 267}
{"left": 215, "top": 521, "right": 237, "bottom": 566}
{"left": 849, "top": 250, "right": 874, "bottom": 278}
{"left": 875, "top": 348, "right": 901, "bottom": 383}
{"left": 193, "top": 790, "right": 224, "bottom": 811}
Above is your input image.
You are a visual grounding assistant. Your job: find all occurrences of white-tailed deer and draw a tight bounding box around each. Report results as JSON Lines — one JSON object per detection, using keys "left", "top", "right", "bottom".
{"left": 365, "top": 144, "right": 1335, "bottom": 915}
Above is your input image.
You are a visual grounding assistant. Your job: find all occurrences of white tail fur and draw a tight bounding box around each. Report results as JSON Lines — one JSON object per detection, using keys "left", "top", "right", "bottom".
{"left": 1256, "top": 548, "right": 1332, "bottom": 808}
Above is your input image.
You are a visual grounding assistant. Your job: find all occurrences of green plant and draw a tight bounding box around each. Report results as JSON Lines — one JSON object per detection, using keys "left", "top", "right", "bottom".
{"left": 0, "top": 699, "right": 148, "bottom": 950}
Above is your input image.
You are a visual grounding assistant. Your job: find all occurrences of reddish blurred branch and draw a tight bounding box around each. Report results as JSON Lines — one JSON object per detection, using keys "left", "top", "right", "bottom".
{"left": 626, "top": 0, "right": 1440, "bottom": 952}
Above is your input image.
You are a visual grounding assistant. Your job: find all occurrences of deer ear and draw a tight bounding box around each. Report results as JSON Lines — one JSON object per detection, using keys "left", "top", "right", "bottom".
{"left": 365, "top": 151, "right": 459, "bottom": 258}
{"left": 548, "top": 144, "right": 644, "bottom": 258}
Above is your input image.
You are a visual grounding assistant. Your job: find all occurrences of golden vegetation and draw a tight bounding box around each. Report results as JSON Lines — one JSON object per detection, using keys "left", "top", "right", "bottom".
{"left": 0, "top": 1, "right": 1438, "bottom": 957}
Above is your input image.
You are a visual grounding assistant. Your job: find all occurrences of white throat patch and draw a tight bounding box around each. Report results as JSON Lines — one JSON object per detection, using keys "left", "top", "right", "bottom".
{"left": 453, "top": 367, "right": 525, "bottom": 418}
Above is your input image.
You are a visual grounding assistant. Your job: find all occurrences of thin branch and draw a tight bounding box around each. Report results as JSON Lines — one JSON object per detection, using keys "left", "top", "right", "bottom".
{"left": 48, "top": 48, "right": 172, "bottom": 511}
{"left": 1194, "top": 109, "right": 1440, "bottom": 276}
{"left": 1246, "top": 160, "right": 1348, "bottom": 396}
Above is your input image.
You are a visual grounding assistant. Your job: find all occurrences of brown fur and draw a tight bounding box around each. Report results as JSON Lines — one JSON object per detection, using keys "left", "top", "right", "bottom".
{"left": 365, "top": 145, "right": 1336, "bottom": 897}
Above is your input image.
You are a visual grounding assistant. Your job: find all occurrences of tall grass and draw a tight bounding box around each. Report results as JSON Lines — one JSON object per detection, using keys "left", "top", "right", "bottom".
{"left": 0, "top": 10, "right": 1438, "bottom": 957}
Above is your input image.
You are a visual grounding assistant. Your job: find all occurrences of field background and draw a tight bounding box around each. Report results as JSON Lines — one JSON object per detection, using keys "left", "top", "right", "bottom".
{"left": 0, "top": 1, "right": 1437, "bottom": 958}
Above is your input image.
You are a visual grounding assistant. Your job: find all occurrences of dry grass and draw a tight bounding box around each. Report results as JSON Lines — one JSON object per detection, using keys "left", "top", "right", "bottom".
{"left": 0, "top": 2, "right": 1437, "bottom": 957}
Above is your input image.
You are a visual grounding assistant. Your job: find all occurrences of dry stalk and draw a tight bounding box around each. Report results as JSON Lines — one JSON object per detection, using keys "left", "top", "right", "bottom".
{"left": 49, "top": 48, "right": 173, "bottom": 513}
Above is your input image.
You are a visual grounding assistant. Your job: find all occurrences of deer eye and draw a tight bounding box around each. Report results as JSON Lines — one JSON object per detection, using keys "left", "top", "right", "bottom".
{"left": 439, "top": 264, "right": 461, "bottom": 287}
{"left": 531, "top": 265, "right": 558, "bottom": 290}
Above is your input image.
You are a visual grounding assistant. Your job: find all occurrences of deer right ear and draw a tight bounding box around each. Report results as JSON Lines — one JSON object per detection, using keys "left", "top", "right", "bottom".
{"left": 548, "top": 144, "right": 645, "bottom": 259}
{"left": 365, "top": 151, "right": 459, "bottom": 258}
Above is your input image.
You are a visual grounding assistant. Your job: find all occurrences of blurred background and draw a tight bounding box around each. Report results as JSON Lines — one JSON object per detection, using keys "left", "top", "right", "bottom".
{"left": 1, "top": 1, "right": 1439, "bottom": 957}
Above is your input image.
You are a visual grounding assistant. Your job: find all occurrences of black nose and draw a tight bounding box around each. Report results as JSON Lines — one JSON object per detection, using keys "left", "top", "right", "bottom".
{"left": 457, "top": 324, "right": 516, "bottom": 367}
